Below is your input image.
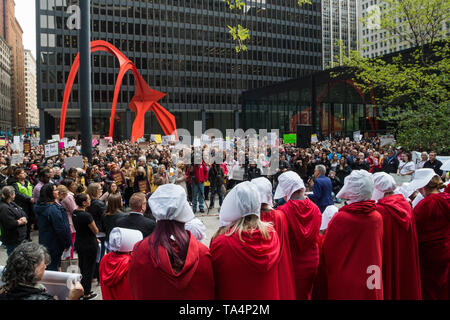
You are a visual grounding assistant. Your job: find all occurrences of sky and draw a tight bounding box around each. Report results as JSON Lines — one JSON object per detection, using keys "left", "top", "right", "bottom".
{"left": 15, "top": 0, "right": 36, "bottom": 58}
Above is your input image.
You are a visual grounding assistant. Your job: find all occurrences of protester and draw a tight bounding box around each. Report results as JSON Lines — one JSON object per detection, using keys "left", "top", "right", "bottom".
{"left": 10, "top": 168, "right": 34, "bottom": 241}
{"left": 101, "top": 193, "right": 126, "bottom": 244}
{"left": 416, "top": 152, "right": 428, "bottom": 169}
{"left": 320, "top": 170, "right": 383, "bottom": 299}
{"left": 208, "top": 162, "right": 225, "bottom": 209}
{"left": 0, "top": 242, "right": 84, "bottom": 300}
{"left": 308, "top": 165, "right": 334, "bottom": 213}
{"left": 129, "top": 184, "right": 214, "bottom": 299}
{"left": 397, "top": 152, "right": 416, "bottom": 180}
{"left": 211, "top": 181, "right": 282, "bottom": 300}
{"left": 115, "top": 193, "right": 155, "bottom": 238}
{"left": 275, "top": 171, "right": 321, "bottom": 300}
{"left": 411, "top": 169, "right": 450, "bottom": 300}
{"left": 72, "top": 193, "right": 99, "bottom": 300}
{"left": 33, "top": 183, "right": 72, "bottom": 271}
{"left": 99, "top": 181, "right": 120, "bottom": 205}
{"left": 423, "top": 151, "right": 444, "bottom": 177}
{"left": 373, "top": 172, "right": 422, "bottom": 300}
{"left": 0, "top": 186, "right": 28, "bottom": 256}
{"left": 192, "top": 160, "right": 209, "bottom": 214}
{"left": 59, "top": 179, "right": 78, "bottom": 259}
{"left": 251, "top": 177, "right": 296, "bottom": 300}
{"left": 99, "top": 228, "right": 143, "bottom": 300}
{"left": 32, "top": 168, "right": 51, "bottom": 204}
{"left": 382, "top": 149, "right": 399, "bottom": 174}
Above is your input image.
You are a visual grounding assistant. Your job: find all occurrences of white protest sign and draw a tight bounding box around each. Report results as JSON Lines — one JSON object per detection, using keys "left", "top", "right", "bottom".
{"left": 30, "top": 137, "right": 40, "bottom": 148}
{"left": 64, "top": 156, "right": 84, "bottom": 170}
{"left": 11, "top": 153, "right": 24, "bottom": 165}
{"left": 311, "top": 134, "right": 318, "bottom": 143}
{"left": 353, "top": 131, "right": 361, "bottom": 142}
{"left": 45, "top": 142, "right": 59, "bottom": 158}
{"left": 380, "top": 135, "right": 395, "bottom": 147}
{"left": 99, "top": 139, "right": 109, "bottom": 147}
{"left": 52, "top": 134, "right": 60, "bottom": 141}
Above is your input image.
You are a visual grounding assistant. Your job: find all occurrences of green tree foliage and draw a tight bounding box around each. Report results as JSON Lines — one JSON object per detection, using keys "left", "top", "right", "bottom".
{"left": 336, "top": 0, "right": 450, "bottom": 153}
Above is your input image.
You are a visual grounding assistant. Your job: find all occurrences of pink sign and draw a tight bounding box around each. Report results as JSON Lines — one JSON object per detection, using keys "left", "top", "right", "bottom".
{"left": 59, "top": 142, "right": 65, "bottom": 150}
{"left": 92, "top": 139, "right": 99, "bottom": 147}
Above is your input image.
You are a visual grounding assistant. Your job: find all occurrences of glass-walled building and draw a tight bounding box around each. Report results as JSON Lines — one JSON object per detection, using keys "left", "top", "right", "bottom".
{"left": 37, "top": 0, "right": 323, "bottom": 140}
{"left": 241, "top": 67, "right": 387, "bottom": 138}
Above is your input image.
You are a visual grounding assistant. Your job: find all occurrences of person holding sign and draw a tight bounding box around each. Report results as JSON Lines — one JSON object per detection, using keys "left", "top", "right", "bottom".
{"left": 133, "top": 167, "right": 151, "bottom": 194}
{"left": 10, "top": 169, "right": 34, "bottom": 241}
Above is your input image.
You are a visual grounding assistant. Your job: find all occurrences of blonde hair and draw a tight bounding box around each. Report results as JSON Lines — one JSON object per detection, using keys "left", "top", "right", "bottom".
{"left": 57, "top": 185, "right": 69, "bottom": 196}
{"left": 86, "top": 183, "right": 102, "bottom": 200}
{"left": 425, "top": 176, "right": 445, "bottom": 192}
{"left": 212, "top": 215, "right": 273, "bottom": 243}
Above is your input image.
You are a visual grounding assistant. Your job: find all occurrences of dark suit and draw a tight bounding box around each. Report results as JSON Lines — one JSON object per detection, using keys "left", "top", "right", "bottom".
{"left": 308, "top": 175, "right": 334, "bottom": 213}
{"left": 114, "top": 212, "right": 156, "bottom": 238}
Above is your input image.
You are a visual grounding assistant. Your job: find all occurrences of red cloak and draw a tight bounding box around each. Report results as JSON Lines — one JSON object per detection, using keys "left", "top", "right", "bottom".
{"left": 99, "top": 252, "right": 133, "bottom": 300}
{"left": 260, "top": 209, "right": 296, "bottom": 300}
{"left": 376, "top": 194, "right": 422, "bottom": 300}
{"left": 445, "top": 184, "right": 450, "bottom": 194}
{"left": 210, "top": 226, "right": 281, "bottom": 300}
{"left": 128, "top": 231, "right": 215, "bottom": 300}
{"left": 321, "top": 200, "right": 384, "bottom": 300}
{"left": 278, "top": 198, "right": 322, "bottom": 300}
{"left": 413, "top": 192, "right": 450, "bottom": 300}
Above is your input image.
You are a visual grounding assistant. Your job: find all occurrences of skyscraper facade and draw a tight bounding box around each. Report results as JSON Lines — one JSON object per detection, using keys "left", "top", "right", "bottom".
{"left": 25, "top": 49, "right": 39, "bottom": 129}
{"left": 37, "top": 0, "right": 322, "bottom": 140}
{"left": 0, "top": 36, "right": 11, "bottom": 133}
{"left": 322, "top": 0, "right": 359, "bottom": 69}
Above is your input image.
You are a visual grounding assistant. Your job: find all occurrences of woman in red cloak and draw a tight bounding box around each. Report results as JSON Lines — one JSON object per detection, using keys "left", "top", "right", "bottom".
{"left": 373, "top": 172, "right": 422, "bottom": 300}
{"left": 128, "top": 184, "right": 214, "bottom": 300}
{"left": 274, "top": 171, "right": 322, "bottom": 300}
{"left": 411, "top": 169, "right": 450, "bottom": 300}
{"left": 321, "top": 170, "right": 384, "bottom": 300}
{"left": 251, "top": 177, "right": 296, "bottom": 300}
{"left": 210, "top": 181, "right": 282, "bottom": 300}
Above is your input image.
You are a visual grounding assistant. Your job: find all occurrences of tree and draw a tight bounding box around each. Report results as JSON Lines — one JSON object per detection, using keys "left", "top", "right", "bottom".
{"left": 335, "top": 0, "right": 450, "bottom": 154}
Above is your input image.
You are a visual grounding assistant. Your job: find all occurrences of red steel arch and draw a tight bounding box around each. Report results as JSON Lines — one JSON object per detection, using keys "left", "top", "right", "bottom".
{"left": 59, "top": 40, "right": 177, "bottom": 142}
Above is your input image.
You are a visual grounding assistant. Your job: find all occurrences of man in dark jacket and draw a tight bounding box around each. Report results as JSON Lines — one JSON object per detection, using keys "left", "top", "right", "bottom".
{"left": 308, "top": 164, "right": 335, "bottom": 213}
{"left": 0, "top": 186, "right": 28, "bottom": 255}
{"left": 115, "top": 193, "right": 155, "bottom": 238}
{"left": 208, "top": 163, "right": 225, "bottom": 209}
{"left": 382, "top": 150, "right": 399, "bottom": 174}
{"left": 423, "top": 151, "right": 444, "bottom": 177}
{"left": 247, "top": 163, "right": 262, "bottom": 181}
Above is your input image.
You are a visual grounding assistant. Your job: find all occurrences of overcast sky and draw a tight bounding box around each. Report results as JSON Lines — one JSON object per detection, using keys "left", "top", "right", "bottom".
{"left": 15, "top": 0, "right": 36, "bottom": 58}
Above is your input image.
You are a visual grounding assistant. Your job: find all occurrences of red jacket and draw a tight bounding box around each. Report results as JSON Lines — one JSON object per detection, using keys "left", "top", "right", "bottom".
{"left": 278, "top": 199, "right": 322, "bottom": 300}
{"left": 210, "top": 227, "right": 282, "bottom": 300}
{"left": 320, "top": 200, "right": 384, "bottom": 300}
{"left": 99, "top": 252, "right": 133, "bottom": 300}
{"left": 260, "top": 209, "right": 296, "bottom": 300}
{"left": 220, "top": 163, "right": 228, "bottom": 177}
{"left": 128, "top": 232, "right": 215, "bottom": 300}
{"left": 376, "top": 194, "right": 422, "bottom": 300}
{"left": 193, "top": 162, "right": 209, "bottom": 184}
{"left": 414, "top": 192, "right": 450, "bottom": 300}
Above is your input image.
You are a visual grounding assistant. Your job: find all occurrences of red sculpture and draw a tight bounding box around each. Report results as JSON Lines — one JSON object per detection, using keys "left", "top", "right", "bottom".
{"left": 59, "top": 40, "right": 177, "bottom": 142}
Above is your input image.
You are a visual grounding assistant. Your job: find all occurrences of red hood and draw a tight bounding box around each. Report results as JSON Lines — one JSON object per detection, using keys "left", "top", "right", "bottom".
{"left": 100, "top": 253, "right": 131, "bottom": 286}
{"left": 150, "top": 232, "right": 200, "bottom": 290}
{"left": 279, "top": 198, "right": 321, "bottom": 244}
{"left": 227, "top": 227, "right": 281, "bottom": 273}
{"left": 340, "top": 200, "right": 377, "bottom": 215}
{"left": 426, "top": 192, "right": 450, "bottom": 215}
{"left": 445, "top": 184, "right": 450, "bottom": 194}
{"left": 376, "top": 194, "right": 413, "bottom": 230}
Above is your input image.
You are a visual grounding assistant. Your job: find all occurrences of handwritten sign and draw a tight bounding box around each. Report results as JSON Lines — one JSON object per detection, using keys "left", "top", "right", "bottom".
{"left": 311, "top": 134, "right": 318, "bottom": 143}
{"left": 113, "top": 173, "right": 124, "bottom": 186}
{"left": 11, "top": 153, "right": 24, "bottom": 165}
{"left": 23, "top": 141, "right": 31, "bottom": 154}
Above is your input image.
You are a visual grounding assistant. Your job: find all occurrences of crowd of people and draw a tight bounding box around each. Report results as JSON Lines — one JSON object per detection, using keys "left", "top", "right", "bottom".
{"left": 0, "top": 134, "right": 448, "bottom": 300}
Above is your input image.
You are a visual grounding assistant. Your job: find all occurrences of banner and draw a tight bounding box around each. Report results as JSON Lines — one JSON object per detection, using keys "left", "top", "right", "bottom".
{"left": 283, "top": 134, "right": 297, "bottom": 145}
{"left": 30, "top": 137, "right": 40, "bottom": 148}
{"left": 52, "top": 134, "right": 60, "bottom": 141}
{"left": 64, "top": 156, "right": 84, "bottom": 170}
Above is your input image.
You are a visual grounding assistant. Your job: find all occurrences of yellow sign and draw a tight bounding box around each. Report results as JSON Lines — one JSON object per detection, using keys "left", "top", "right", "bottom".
{"left": 155, "top": 135, "right": 162, "bottom": 144}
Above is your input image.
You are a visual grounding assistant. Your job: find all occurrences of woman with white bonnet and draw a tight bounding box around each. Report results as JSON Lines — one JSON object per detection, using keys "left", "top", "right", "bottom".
{"left": 373, "top": 172, "right": 421, "bottom": 300}
{"left": 251, "top": 177, "right": 296, "bottom": 300}
{"left": 274, "top": 171, "right": 321, "bottom": 300}
{"left": 320, "top": 170, "right": 383, "bottom": 299}
{"left": 99, "top": 228, "right": 143, "bottom": 300}
{"left": 410, "top": 168, "right": 450, "bottom": 300}
{"left": 210, "top": 181, "right": 282, "bottom": 300}
{"left": 129, "top": 184, "right": 214, "bottom": 300}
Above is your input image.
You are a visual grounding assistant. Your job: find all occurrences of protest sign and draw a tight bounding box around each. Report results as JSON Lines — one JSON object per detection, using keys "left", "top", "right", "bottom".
{"left": 353, "top": 131, "right": 361, "bottom": 142}
{"left": 64, "top": 156, "right": 84, "bottom": 170}
{"left": 380, "top": 135, "right": 395, "bottom": 147}
{"left": 311, "top": 134, "right": 318, "bottom": 143}
{"left": 99, "top": 139, "right": 109, "bottom": 147}
{"left": 67, "top": 140, "right": 77, "bottom": 148}
{"left": 0, "top": 137, "right": 6, "bottom": 147}
{"left": 30, "top": 137, "right": 40, "bottom": 148}
{"left": 59, "top": 142, "right": 65, "bottom": 150}
{"left": 52, "top": 134, "right": 60, "bottom": 141}
{"left": 11, "top": 153, "right": 24, "bottom": 165}
{"left": 23, "top": 140, "right": 31, "bottom": 154}
{"left": 283, "top": 134, "right": 297, "bottom": 145}
{"left": 45, "top": 142, "right": 59, "bottom": 158}
{"left": 13, "top": 136, "right": 20, "bottom": 146}
{"left": 92, "top": 139, "right": 99, "bottom": 147}
{"left": 113, "top": 173, "right": 125, "bottom": 186}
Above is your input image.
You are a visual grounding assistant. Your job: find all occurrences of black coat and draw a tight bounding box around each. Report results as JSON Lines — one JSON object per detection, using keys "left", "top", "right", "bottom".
{"left": 208, "top": 165, "right": 225, "bottom": 187}
{"left": 382, "top": 157, "right": 399, "bottom": 174}
{"left": 101, "top": 212, "right": 126, "bottom": 241}
{"left": 247, "top": 166, "right": 262, "bottom": 181}
{"left": 0, "top": 201, "right": 27, "bottom": 246}
{"left": 10, "top": 179, "right": 34, "bottom": 220}
{"left": 0, "top": 285, "right": 54, "bottom": 301}
{"left": 87, "top": 199, "right": 106, "bottom": 233}
{"left": 114, "top": 212, "right": 156, "bottom": 238}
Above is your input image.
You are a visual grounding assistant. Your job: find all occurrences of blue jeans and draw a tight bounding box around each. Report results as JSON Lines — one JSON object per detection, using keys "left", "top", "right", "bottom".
{"left": 193, "top": 183, "right": 205, "bottom": 211}
{"left": 210, "top": 184, "right": 223, "bottom": 208}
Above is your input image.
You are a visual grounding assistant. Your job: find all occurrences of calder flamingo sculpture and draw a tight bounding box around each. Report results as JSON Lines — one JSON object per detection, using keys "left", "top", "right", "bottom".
{"left": 59, "top": 40, "right": 177, "bottom": 142}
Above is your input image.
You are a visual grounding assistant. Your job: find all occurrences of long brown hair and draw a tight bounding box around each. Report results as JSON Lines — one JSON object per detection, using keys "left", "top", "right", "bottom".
{"left": 105, "top": 193, "right": 123, "bottom": 216}
{"left": 211, "top": 215, "right": 272, "bottom": 243}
